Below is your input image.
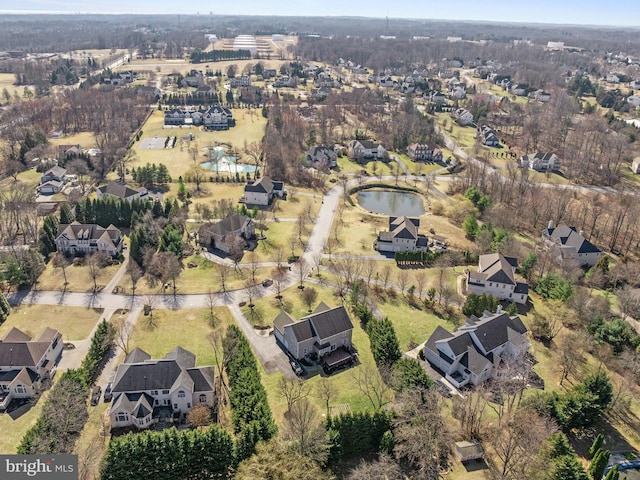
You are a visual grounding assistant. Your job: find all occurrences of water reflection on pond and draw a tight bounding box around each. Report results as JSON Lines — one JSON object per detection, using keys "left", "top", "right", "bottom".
{"left": 356, "top": 190, "right": 425, "bottom": 216}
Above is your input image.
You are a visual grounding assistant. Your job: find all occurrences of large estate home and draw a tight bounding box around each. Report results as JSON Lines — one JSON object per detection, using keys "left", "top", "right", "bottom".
{"left": 306, "top": 146, "right": 337, "bottom": 169}
{"left": 377, "top": 216, "right": 429, "bottom": 253}
{"left": 475, "top": 125, "right": 499, "bottom": 146}
{"left": 424, "top": 311, "right": 529, "bottom": 388}
{"left": 0, "top": 327, "right": 63, "bottom": 411}
{"left": 55, "top": 222, "right": 124, "bottom": 257}
{"left": 520, "top": 152, "right": 561, "bottom": 171}
{"left": 347, "top": 139, "right": 387, "bottom": 161}
{"left": 242, "top": 177, "right": 285, "bottom": 206}
{"left": 465, "top": 253, "right": 529, "bottom": 304}
{"left": 274, "top": 303, "right": 355, "bottom": 371}
{"left": 164, "top": 106, "right": 234, "bottom": 130}
{"left": 95, "top": 182, "right": 151, "bottom": 203}
{"left": 109, "top": 347, "right": 215, "bottom": 430}
{"left": 407, "top": 143, "right": 443, "bottom": 162}
{"left": 197, "top": 214, "right": 255, "bottom": 254}
{"left": 542, "top": 221, "right": 603, "bottom": 267}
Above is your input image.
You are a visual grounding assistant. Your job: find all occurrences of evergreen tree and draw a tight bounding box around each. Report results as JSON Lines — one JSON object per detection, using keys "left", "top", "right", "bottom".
{"left": 603, "top": 465, "right": 619, "bottom": 480}
{"left": 462, "top": 212, "right": 479, "bottom": 239}
{"left": 38, "top": 215, "right": 59, "bottom": 258}
{"left": 59, "top": 203, "right": 75, "bottom": 224}
{"left": 589, "top": 433, "right": 605, "bottom": 457}
{"left": 588, "top": 449, "right": 610, "bottom": 480}
{"left": 367, "top": 317, "right": 402, "bottom": 367}
{"left": 0, "top": 291, "right": 11, "bottom": 324}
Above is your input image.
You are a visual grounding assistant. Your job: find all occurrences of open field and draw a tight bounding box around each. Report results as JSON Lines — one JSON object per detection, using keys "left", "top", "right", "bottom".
{"left": 117, "top": 59, "right": 291, "bottom": 77}
{"left": 335, "top": 156, "right": 395, "bottom": 176}
{"left": 0, "top": 168, "right": 43, "bottom": 190}
{"left": 0, "top": 73, "right": 29, "bottom": 98}
{"left": 0, "top": 304, "right": 104, "bottom": 341}
{"left": 246, "top": 282, "right": 380, "bottom": 421}
{"left": 395, "top": 153, "right": 444, "bottom": 175}
{"left": 115, "top": 253, "right": 274, "bottom": 295}
{"left": 48, "top": 132, "right": 96, "bottom": 149}
{"left": 36, "top": 262, "right": 121, "bottom": 293}
{"left": 128, "top": 306, "right": 234, "bottom": 368}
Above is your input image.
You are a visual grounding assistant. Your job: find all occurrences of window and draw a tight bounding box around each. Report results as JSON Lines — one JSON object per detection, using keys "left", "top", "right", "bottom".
{"left": 138, "top": 419, "right": 144, "bottom": 426}
{"left": 15, "top": 386, "right": 26, "bottom": 394}
{"left": 489, "top": 283, "right": 492, "bottom": 287}
{"left": 173, "top": 404, "right": 178, "bottom": 410}
{"left": 199, "top": 394, "right": 207, "bottom": 403}
{"left": 116, "top": 413, "right": 128, "bottom": 422}
{"left": 187, "top": 403, "right": 191, "bottom": 409}
{"left": 152, "top": 390, "right": 158, "bottom": 396}
{"left": 163, "top": 399, "right": 169, "bottom": 406}
{"left": 162, "top": 390, "right": 169, "bottom": 395}
{"left": 177, "top": 391, "right": 185, "bottom": 398}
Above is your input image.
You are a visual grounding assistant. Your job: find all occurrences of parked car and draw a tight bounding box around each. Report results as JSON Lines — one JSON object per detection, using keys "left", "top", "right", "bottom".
{"left": 289, "top": 359, "right": 304, "bottom": 376}
{"left": 103, "top": 382, "right": 113, "bottom": 402}
{"left": 90, "top": 386, "right": 102, "bottom": 406}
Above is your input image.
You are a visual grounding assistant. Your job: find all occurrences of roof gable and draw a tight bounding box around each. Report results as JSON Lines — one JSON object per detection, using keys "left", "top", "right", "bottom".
{"left": 305, "top": 306, "right": 353, "bottom": 340}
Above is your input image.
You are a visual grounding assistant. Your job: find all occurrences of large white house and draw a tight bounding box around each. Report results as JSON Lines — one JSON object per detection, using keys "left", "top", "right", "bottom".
{"left": 466, "top": 253, "right": 529, "bottom": 304}
{"left": 109, "top": 347, "right": 215, "bottom": 430}
{"left": 95, "top": 182, "right": 151, "bottom": 203}
{"left": 542, "top": 221, "right": 603, "bottom": 267}
{"left": 520, "top": 152, "right": 561, "bottom": 171}
{"left": 0, "top": 327, "right": 63, "bottom": 411}
{"left": 377, "top": 216, "right": 429, "bottom": 253}
{"left": 347, "top": 140, "right": 386, "bottom": 161}
{"left": 243, "top": 177, "right": 285, "bottom": 206}
{"left": 55, "top": 222, "right": 124, "bottom": 257}
{"left": 274, "top": 303, "right": 355, "bottom": 371}
{"left": 424, "top": 311, "right": 529, "bottom": 388}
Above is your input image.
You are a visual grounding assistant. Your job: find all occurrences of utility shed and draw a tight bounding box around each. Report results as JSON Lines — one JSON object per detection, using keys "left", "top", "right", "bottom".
{"left": 454, "top": 441, "right": 484, "bottom": 462}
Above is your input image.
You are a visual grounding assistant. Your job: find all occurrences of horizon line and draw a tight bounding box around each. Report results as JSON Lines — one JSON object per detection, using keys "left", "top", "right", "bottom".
{"left": 0, "top": 10, "right": 638, "bottom": 29}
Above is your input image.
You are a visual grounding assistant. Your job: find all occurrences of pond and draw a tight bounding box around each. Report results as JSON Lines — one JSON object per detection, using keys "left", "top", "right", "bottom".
{"left": 201, "top": 145, "right": 259, "bottom": 174}
{"left": 356, "top": 190, "right": 425, "bottom": 216}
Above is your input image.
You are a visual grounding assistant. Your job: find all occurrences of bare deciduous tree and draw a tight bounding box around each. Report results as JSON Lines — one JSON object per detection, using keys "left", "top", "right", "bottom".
{"left": 282, "top": 398, "right": 329, "bottom": 464}
{"left": 279, "top": 376, "right": 311, "bottom": 412}
{"left": 351, "top": 365, "right": 391, "bottom": 410}
{"left": 316, "top": 377, "right": 337, "bottom": 417}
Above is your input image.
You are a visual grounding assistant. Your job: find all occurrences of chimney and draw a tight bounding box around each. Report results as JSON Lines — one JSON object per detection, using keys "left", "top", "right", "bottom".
{"left": 496, "top": 304, "right": 503, "bottom": 314}
{"left": 547, "top": 220, "right": 554, "bottom": 229}
{"left": 579, "top": 230, "right": 584, "bottom": 237}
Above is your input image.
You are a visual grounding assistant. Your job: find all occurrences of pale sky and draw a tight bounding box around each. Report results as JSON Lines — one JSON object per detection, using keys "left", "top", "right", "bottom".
{"left": 2, "top": 0, "right": 640, "bottom": 27}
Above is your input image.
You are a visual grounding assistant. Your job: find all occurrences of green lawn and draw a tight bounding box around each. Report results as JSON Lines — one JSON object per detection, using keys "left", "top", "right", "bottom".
{"left": 0, "top": 304, "right": 104, "bottom": 341}
{"left": 335, "top": 156, "right": 395, "bottom": 177}
{"left": 127, "top": 306, "right": 234, "bottom": 367}
{"left": 37, "top": 261, "right": 121, "bottom": 293}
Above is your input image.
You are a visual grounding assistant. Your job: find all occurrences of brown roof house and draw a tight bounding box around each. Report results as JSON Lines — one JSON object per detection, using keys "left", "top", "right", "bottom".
{"left": 109, "top": 347, "right": 215, "bottom": 429}
{"left": 423, "top": 310, "right": 528, "bottom": 388}
{"left": 197, "top": 214, "right": 255, "bottom": 254}
{"left": 55, "top": 222, "right": 124, "bottom": 257}
{"left": 377, "top": 216, "right": 429, "bottom": 253}
{"left": 274, "top": 303, "right": 355, "bottom": 371}
{"left": 465, "top": 253, "right": 529, "bottom": 304}
{"left": 0, "top": 327, "right": 63, "bottom": 411}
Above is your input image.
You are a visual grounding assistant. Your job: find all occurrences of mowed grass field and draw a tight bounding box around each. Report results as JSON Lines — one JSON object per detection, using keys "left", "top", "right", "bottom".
{"left": 0, "top": 73, "right": 28, "bottom": 98}
{"left": 132, "top": 110, "right": 267, "bottom": 180}
{"left": 0, "top": 304, "right": 104, "bottom": 341}
{"left": 36, "top": 262, "right": 121, "bottom": 293}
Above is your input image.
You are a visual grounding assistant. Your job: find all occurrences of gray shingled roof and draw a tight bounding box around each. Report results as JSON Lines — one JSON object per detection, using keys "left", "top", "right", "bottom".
{"left": 289, "top": 321, "right": 314, "bottom": 342}
{"left": 244, "top": 176, "right": 274, "bottom": 194}
{"left": 113, "top": 360, "right": 183, "bottom": 392}
{"left": 200, "top": 214, "right": 251, "bottom": 237}
{"left": 478, "top": 253, "right": 516, "bottom": 285}
{"left": 2, "top": 327, "right": 32, "bottom": 342}
{"left": 98, "top": 182, "right": 144, "bottom": 200}
{"left": 0, "top": 342, "right": 50, "bottom": 368}
{"left": 124, "top": 348, "right": 151, "bottom": 364}
{"left": 472, "top": 313, "right": 527, "bottom": 353}
{"left": 461, "top": 345, "right": 492, "bottom": 375}
{"left": 187, "top": 367, "right": 215, "bottom": 393}
{"left": 446, "top": 332, "right": 475, "bottom": 357}
{"left": 425, "top": 325, "right": 453, "bottom": 353}
{"left": 274, "top": 311, "right": 296, "bottom": 335}
{"left": 388, "top": 216, "right": 419, "bottom": 240}
{"left": 305, "top": 306, "right": 353, "bottom": 340}
{"left": 544, "top": 225, "right": 602, "bottom": 254}
{"left": 164, "top": 347, "right": 196, "bottom": 369}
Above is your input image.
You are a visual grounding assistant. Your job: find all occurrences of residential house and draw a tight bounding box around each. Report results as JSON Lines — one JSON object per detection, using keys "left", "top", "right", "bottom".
{"left": 628, "top": 95, "right": 640, "bottom": 108}
{"left": 41, "top": 166, "right": 67, "bottom": 184}
{"left": 183, "top": 70, "right": 203, "bottom": 87}
{"left": 378, "top": 75, "right": 395, "bottom": 88}
{"left": 542, "top": 221, "right": 603, "bottom": 267}
{"left": 511, "top": 84, "right": 527, "bottom": 96}
{"left": 533, "top": 90, "right": 551, "bottom": 102}
{"left": 475, "top": 125, "right": 500, "bottom": 146}
{"left": 274, "top": 303, "right": 355, "bottom": 371}
{"left": 400, "top": 82, "right": 416, "bottom": 95}
{"left": 263, "top": 69, "right": 277, "bottom": 79}
{"left": 606, "top": 74, "right": 621, "bottom": 84}
{"left": 39, "top": 180, "right": 64, "bottom": 195}
{"left": 520, "top": 152, "right": 561, "bottom": 171}
{"left": 315, "top": 72, "right": 337, "bottom": 88}
{"left": 377, "top": 216, "right": 429, "bottom": 253}
{"left": 202, "top": 106, "right": 234, "bottom": 130}
{"left": 427, "top": 91, "right": 447, "bottom": 104}
{"left": 55, "top": 222, "right": 124, "bottom": 257}
{"left": 197, "top": 214, "right": 255, "bottom": 254}
{"left": 465, "top": 253, "right": 529, "bottom": 304}
{"left": 95, "top": 182, "right": 151, "bottom": 203}
{"left": 58, "top": 144, "right": 83, "bottom": 159}
{"left": 631, "top": 157, "right": 640, "bottom": 174}
{"left": 454, "top": 108, "right": 474, "bottom": 126}
{"left": 230, "top": 75, "right": 252, "bottom": 88}
{"left": 347, "top": 140, "right": 386, "bottom": 161}
{"left": 243, "top": 177, "right": 285, "bottom": 206}
{"left": 0, "top": 327, "right": 63, "bottom": 411}
{"left": 306, "top": 146, "right": 337, "bottom": 169}
{"left": 407, "top": 143, "right": 443, "bottom": 162}
{"left": 423, "top": 311, "right": 529, "bottom": 388}
{"left": 455, "top": 441, "right": 484, "bottom": 462}
{"left": 137, "top": 86, "right": 161, "bottom": 99}
{"left": 109, "top": 347, "right": 215, "bottom": 430}
{"left": 449, "top": 85, "right": 467, "bottom": 99}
